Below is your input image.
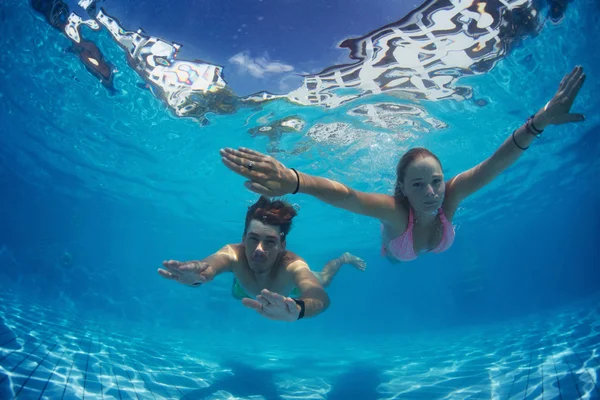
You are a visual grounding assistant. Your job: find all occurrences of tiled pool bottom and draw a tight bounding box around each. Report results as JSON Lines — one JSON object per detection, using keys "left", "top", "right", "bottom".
{"left": 1, "top": 291, "right": 599, "bottom": 399}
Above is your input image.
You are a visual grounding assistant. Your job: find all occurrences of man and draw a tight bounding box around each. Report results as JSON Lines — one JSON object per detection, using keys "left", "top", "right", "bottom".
{"left": 158, "top": 196, "right": 365, "bottom": 322}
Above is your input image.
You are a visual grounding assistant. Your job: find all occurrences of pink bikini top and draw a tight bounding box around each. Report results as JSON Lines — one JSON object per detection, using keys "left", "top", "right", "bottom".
{"left": 381, "top": 207, "right": 455, "bottom": 262}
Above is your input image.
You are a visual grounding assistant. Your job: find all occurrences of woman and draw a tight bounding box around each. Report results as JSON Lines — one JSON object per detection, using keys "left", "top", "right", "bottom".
{"left": 220, "top": 67, "right": 586, "bottom": 262}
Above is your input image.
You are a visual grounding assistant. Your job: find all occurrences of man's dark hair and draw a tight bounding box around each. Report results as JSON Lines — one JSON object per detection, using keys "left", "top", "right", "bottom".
{"left": 244, "top": 196, "right": 297, "bottom": 239}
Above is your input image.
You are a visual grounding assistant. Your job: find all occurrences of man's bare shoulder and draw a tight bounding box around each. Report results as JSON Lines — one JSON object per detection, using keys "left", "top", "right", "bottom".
{"left": 223, "top": 243, "right": 244, "bottom": 258}
{"left": 216, "top": 244, "right": 243, "bottom": 273}
{"left": 281, "top": 251, "right": 309, "bottom": 271}
{"left": 212, "top": 244, "right": 242, "bottom": 264}
{"left": 223, "top": 243, "right": 241, "bottom": 252}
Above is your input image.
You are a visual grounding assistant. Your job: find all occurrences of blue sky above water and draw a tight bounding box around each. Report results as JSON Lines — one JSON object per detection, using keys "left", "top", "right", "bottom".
{"left": 80, "top": 0, "right": 419, "bottom": 96}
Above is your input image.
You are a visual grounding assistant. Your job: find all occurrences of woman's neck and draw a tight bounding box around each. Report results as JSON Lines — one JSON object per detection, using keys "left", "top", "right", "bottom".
{"left": 412, "top": 208, "right": 439, "bottom": 226}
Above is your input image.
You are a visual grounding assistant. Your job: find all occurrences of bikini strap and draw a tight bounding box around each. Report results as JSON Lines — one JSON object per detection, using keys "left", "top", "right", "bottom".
{"left": 438, "top": 208, "right": 450, "bottom": 227}
{"left": 408, "top": 207, "right": 414, "bottom": 226}
{"left": 438, "top": 208, "right": 446, "bottom": 220}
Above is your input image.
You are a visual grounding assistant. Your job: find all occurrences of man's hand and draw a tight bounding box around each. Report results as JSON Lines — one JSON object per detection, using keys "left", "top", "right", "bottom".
{"left": 158, "top": 260, "right": 211, "bottom": 287}
{"left": 242, "top": 289, "right": 300, "bottom": 322}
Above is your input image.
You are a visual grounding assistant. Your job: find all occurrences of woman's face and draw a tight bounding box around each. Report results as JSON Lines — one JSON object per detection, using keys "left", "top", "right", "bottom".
{"left": 399, "top": 156, "right": 445, "bottom": 213}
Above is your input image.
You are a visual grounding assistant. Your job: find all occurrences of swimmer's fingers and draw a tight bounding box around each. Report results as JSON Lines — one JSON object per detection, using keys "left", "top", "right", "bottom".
{"left": 260, "top": 289, "right": 286, "bottom": 308}
{"left": 255, "top": 294, "right": 285, "bottom": 315}
{"left": 540, "top": 66, "right": 586, "bottom": 126}
{"left": 162, "top": 260, "right": 181, "bottom": 270}
{"left": 558, "top": 66, "right": 578, "bottom": 92}
{"left": 157, "top": 268, "right": 179, "bottom": 281}
{"left": 243, "top": 296, "right": 298, "bottom": 321}
{"left": 237, "top": 147, "right": 272, "bottom": 161}
{"left": 558, "top": 74, "right": 568, "bottom": 92}
{"left": 223, "top": 147, "right": 266, "bottom": 163}
{"left": 178, "top": 261, "right": 209, "bottom": 274}
{"left": 242, "top": 298, "right": 275, "bottom": 319}
{"left": 241, "top": 298, "right": 263, "bottom": 312}
{"left": 244, "top": 180, "right": 274, "bottom": 196}
{"left": 162, "top": 260, "right": 195, "bottom": 281}
{"left": 220, "top": 148, "right": 284, "bottom": 178}
{"left": 163, "top": 260, "right": 190, "bottom": 276}
{"left": 221, "top": 155, "right": 269, "bottom": 182}
{"left": 220, "top": 148, "right": 271, "bottom": 174}
{"left": 556, "top": 111, "right": 585, "bottom": 124}
{"left": 284, "top": 297, "right": 298, "bottom": 314}
{"left": 160, "top": 260, "right": 208, "bottom": 285}
{"left": 565, "top": 74, "right": 586, "bottom": 108}
{"left": 255, "top": 295, "right": 270, "bottom": 308}
{"left": 238, "top": 147, "right": 265, "bottom": 156}
{"left": 220, "top": 148, "right": 298, "bottom": 196}
{"left": 563, "top": 66, "right": 583, "bottom": 99}
{"left": 552, "top": 70, "right": 585, "bottom": 123}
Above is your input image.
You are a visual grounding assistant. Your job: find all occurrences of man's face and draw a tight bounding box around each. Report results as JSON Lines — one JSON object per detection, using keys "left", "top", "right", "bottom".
{"left": 243, "top": 219, "right": 285, "bottom": 273}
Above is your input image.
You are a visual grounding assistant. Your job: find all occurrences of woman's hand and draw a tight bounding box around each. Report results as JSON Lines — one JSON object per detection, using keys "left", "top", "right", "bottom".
{"left": 220, "top": 147, "right": 298, "bottom": 196}
{"left": 534, "top": 66, "right": 586, "bottom": 130}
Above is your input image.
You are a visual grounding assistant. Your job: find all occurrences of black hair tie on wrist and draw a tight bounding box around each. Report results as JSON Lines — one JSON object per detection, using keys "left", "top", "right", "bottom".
{"left": 527, "top": 115, "right": 543, "bottom": 137}
{"left": 290, "top": 168, "right": 300, "bottom": 194}
{"left": 512, "top": 130, "right": 529, "bottom": 150}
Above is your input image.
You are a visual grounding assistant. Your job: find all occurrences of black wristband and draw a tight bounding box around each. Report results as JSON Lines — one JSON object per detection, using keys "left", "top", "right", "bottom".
{"left": 293, "top": 298, "right": 305, "bottom": 319}
{"left": 290, "top": 168, "right": 300, "bottom": 195}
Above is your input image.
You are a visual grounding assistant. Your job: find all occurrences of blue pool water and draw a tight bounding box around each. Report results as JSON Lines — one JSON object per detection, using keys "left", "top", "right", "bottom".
{"left": 1, "top": 0, "right": 599, "bottom": 398}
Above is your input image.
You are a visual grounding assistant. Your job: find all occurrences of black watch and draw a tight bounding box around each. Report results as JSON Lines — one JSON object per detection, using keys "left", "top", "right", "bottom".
{"left": 293, "top": 298, "right": 305, "bottom": 320}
